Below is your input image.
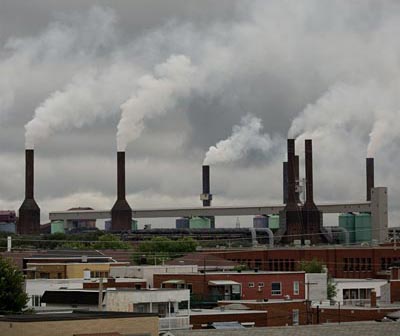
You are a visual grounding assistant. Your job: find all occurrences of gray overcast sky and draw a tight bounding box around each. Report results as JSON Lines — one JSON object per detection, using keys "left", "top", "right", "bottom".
{"left": 1, "top": 0, "right": 400, "bottom": 228}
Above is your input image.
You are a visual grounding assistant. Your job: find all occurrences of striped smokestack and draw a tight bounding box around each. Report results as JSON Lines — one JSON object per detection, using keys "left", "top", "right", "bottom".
{"left": 18, "top": 149, "right": 40, "bottom": 234}
{"left": 366, "top": 158, "right": 374, "bottom": 201}
{"left": 111, "top": 151, "right": 132, "bottom": 231}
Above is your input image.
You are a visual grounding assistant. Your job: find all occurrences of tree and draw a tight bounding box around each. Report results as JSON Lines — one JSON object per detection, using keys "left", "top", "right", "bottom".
{"left": 133, "top": 237, "right": 198, "bottom": 265}
{"left": 0, "top": 257, "right": 28, "bottom": 313}
{"left": 327, "top": 277, "right": 337, "bottom": 300}
{"left": 92, "top": 234, "right": 131, "bottom": 249}
{"left": 297, "top": 258, "right": 325, "bottom": 273}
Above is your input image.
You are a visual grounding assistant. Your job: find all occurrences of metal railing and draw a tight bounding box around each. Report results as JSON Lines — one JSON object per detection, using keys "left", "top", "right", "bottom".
{"left": 342, "top": 299, "right": 371, "bottom": 306}
{"left": 159, "top": 316, "right": 190, "bottom": 330}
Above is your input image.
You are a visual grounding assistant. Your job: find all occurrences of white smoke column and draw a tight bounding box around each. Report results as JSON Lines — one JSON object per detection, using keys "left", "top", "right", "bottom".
{"left": 203, "top": 114, "right": 275, "bottom": 165}
{"left": 288, "top": 81, "right": 400, "bottom": 157}
{"left": 117, "top": 54, "right": 196, "bottom": 151}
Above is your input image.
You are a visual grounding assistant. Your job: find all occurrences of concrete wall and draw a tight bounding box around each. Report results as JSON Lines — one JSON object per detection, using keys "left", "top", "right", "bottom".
{"left": 104, "top": 289, "right": 190, "bottom": 313}
{"left": 305, "top": 273, "right": 327, "bottom": 303}
{"left": 110, "top": 265, "right": 198, "bottom": 287}
{"left": 0, "top": 316, "right": 158, "bottom": 336}
{"left": 333, "top": 279, "right": 388, "bottom": 303}
{"left": 25, "top": 279, "right": 83, "bottom": 307}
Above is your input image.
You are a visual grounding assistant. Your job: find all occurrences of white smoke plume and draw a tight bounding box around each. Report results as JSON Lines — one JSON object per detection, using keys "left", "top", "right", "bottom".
{"left": 22, "top": 7, "right": 142, "bottom": 148}
{"left": 117, "top": 54, "right": 196, "bottom": 151}
{"left": 204, "top": 114, "right": 276, "bottom": 165}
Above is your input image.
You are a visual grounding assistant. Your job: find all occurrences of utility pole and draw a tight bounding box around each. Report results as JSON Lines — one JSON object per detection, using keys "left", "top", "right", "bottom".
{"left": 305, "top": 281, "right": 317, "bottom": 324}
{"left": 338, "top": 301, "right": 341, "bottom": 324}
{"left": 98, "top": 277, "right": 103, "bottom": 311}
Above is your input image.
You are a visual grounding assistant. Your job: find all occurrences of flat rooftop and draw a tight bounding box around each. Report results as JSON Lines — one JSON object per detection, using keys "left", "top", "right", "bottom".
{"left": 0, "top": 311, "right": 157, "bottom": 322}
{"left": 172, "top": 321, "right": 400, "bottom": 336}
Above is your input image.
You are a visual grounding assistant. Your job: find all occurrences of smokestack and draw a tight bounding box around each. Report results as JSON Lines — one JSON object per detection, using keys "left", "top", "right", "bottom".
{"left": 200, "top": 165, "right": 214, "bottom": 229}
{"left": 304, "top": 139, "right": 316, "bottom": 207}
{"left": 294, "top": 155, "right": 300, "bottom": 203}
{"left": 286, "top": 139, "right": 297, "bottom": 209}
{"left": 111, "top": 151, "right": 132, "bottom": 231}
{"left": 283, "top": 161, "right": 288, "bottom": 204}
{"left": 366, "top": 158, "right": 374, "bottom": 201}
{"left": 201, "top": 165, "right": 212, "bottom": 206}
{"left": 18, "top": 149, "right": 40, "bottom": 234}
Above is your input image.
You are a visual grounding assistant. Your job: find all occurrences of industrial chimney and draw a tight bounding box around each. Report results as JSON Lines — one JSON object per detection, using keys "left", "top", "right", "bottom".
{"left": 279, "top": 139, "right": 303, "bottom": 244}
{"left": 302, "top": 139, "right": 327, "bottom": 244}
{"left": 200, "top": 165, "right": 215, "bottom": 228}
{"left": 366, "top": 158, "right": 374, "bottom": 201}
{"left": 18, "top": 149, "right": 40, "bottom": 234}
{"left": 283, "top": 161, "right": 288, "bottom": 204}
{"left": 111, "top": 151, "right": 132, "bottom": 231}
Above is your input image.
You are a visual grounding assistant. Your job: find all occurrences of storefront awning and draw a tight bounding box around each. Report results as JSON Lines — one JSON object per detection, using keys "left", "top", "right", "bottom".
{"left": 162, "top": 279, "right": 186, "bottom": 285}
{"left": 208, "top": 280, "right": 240, "bottom": 286}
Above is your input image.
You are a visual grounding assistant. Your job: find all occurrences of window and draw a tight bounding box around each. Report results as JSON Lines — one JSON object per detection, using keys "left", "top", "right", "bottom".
{"left": 258, "top": 282, "right": 264, "bottom": 287}
{"left": 292, "top": 309, "right": 299, "bottom": 326}
{"left": 31, "top": 295, "right": 42, "bottom": 307}
{"left": 248, "top": 282, "right": 255, "bottom": 288}
{"left": 293, "top": 281, "right": 300, "bottom": 295}
{"left": 271, "top": 282, "right": 281, "bottom": 295}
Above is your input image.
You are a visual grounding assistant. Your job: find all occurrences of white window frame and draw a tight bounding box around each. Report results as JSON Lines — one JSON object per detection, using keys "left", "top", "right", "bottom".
{"left": 258, "top": 282, "right": 265, "bottom": 288}
{"left": 293, "top": 281, "right": 300, "bottom": 295}
{"left": 271, "top": 282, "right": 282, "bottom": 295}
{"left": 248, "top": 282, "right": 255, "bottom": 288}
{"left": 292, "top": 309, "right": 299, "bottom": 325}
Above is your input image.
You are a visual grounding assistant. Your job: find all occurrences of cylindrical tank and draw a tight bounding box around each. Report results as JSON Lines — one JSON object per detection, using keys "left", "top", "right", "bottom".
{"left": 268, "top": 215, "right": 280, "bottom": 230}
{"left": 189, "top": 216, "right": 211, "bottom": 229}
{"left": 176, "top": 217, "right": 190, "bottom": 229}
{"left": 355, "top": 213, "right": 372, "bottom": 243}
{"left": 253, "top": 215, "right": 268, "bottom": 228}
{"left": 339, "top": 213, "right": 356, "bottom": 243}
{"left": 131, "top": 219, "right": 138, "bottom": 231}
{"left": 51, "top": 220, "right": 65, "bottom": 234}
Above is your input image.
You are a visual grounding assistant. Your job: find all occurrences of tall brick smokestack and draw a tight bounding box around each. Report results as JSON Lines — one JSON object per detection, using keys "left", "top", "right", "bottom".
{"left": 304, "top": 140, "right": 316, "bottom": 209}
{"left": 200, "top": 165, "right": 214, "bottom": 228}
{"left": 366, "top": 158, "right": 374, "bottom": 201}
{"left": 283, "top": 161, "right": 288, "bottom": 204}
{"left": 18, "top": 149, "right": 40, "bottom": 234}
{"left": 294, "top": 155, "right": 300, "bottom": 203}
{"left": 286, "top": 139, "right": 297, "bottom": 209}
{"left": 302, "top": 139, "right": 326, "bottom": 244}
{"left": 111, "top": 151, "right": 132, "bottom": 231}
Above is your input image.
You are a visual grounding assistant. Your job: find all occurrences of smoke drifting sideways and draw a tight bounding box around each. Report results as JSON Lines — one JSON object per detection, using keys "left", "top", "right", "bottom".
{"left": 23, "top": 7, "right": 142, "bottom": 149}
{"left": 117, "top": 55, "right": 196, "bottom": 152}
{"left": 203, "top": 114, "right": 278, "bottom": 165}
{"left": 288, "top": 81, "right": 400, "bottom": 158}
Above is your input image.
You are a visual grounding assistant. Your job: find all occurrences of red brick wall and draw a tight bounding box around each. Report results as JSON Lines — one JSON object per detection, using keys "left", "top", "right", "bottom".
{"left": 390, "top": 281, "right": 400, "bottom": 303}
{"left": 209, "top": 246, "right": 400, "bottom": 279}
{"left": 314, "top": 306, "right": 399, "bottom": 323}
{"left": 219, "top": 301, "right": 308, "bottom": 326}
{"left": 154, "top": 272, "right": 305, "bottom": 300}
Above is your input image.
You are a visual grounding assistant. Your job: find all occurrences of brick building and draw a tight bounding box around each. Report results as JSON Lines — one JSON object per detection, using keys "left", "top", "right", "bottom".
{"left": 154, "top": 271, "right": 305, "bottom": 303}
{"left": 209, "top": 245, "right": 400, "bottom": 279}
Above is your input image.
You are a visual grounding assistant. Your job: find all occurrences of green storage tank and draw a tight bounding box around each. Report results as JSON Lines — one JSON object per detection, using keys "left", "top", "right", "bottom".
{"left": 339, "top": 213, "right": 356, "bottom": 243}
{"left": 355, "top": 213, "right": 372, "bottom": 243}
{"left": 131, "top": 219, "right": 138, "bottom": 231}
{"left": 51, "top": 221, "right": 65, "bottom": 234}
{"left": 189, "top": 216, "right": 211, "bottom": 229}
{"left": 268, "top": 215, "right": 280, "bottom": 230}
